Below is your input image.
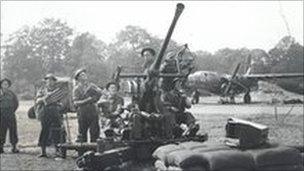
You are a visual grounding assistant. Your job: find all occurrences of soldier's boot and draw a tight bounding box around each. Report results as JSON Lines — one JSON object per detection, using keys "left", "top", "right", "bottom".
{"left": 11, "top": 144, "right": 19, "bottom": 153}
{"left": 38, "top": 146, "right": 47, "bottom": 157}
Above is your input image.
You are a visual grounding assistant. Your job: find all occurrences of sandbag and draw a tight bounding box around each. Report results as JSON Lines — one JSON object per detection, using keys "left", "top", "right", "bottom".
{"left": 154, "top": 160, "right": 185, "bottom": 171}
{"left": 178, "top": 141, "right": 208, "bottom": 150}
{"left": 166, "top": 149, "right": 196, "bottom": 166}
{"left": 152, "top": 144, "right": 184, "bottom": 162}
{"left": 247, "top": 145, "right": 303, "bottom": 171}
{"left": 255, "top": 165, "right": 304, "bottom": 171}
{"left": 153, "top": 142, "right": 232, "bottom": 168}
{"left": 166, "top": 143, "right": 231, "bottom": 167}
{"left": 192, "top": 144, "right": 232, "bottom": 153}
{"left": 180, "top": 150, "right": 255, "bottom": 171}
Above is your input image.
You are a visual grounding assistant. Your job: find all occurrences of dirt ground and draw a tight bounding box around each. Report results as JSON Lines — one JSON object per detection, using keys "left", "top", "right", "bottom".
{"left": 0, "top": 98, "right": 303, "bottom": 171}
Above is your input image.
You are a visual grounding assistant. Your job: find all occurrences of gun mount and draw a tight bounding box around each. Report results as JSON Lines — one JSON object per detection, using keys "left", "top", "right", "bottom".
{"left": 75, "top": 3, "right": 207, "bottom": 171}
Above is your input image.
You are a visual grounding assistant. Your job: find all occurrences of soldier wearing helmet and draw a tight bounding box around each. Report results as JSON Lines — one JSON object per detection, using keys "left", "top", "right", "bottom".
{"left": 141, "top": 47, "right": 156, "bottom": 71}
{"left": 0, "top": 78, "right": 19, "bottom": 154}
{"left": 73, "top": 69, "right": 102, "bottom": 143}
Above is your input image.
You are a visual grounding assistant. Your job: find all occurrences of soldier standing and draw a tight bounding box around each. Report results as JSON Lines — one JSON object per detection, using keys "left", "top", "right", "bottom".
{"left": 35, "top": 74, "right": 66, "bottom": 157}
{"left": 0, "top": 78, "right": 19, "bottom": 153}
{"left": 73, "top": 69, "right": 101, "bottom": 142}
{"left": 139, "top": 47, "right": 160, "bottom": 113}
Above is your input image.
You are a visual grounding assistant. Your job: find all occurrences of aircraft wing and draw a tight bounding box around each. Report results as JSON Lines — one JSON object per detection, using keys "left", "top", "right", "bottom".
{"left": 244, "top": 73, "right": 304, "bottom": 80}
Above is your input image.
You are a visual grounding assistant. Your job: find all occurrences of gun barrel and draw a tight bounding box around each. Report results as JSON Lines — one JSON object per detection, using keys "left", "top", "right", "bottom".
{"left": 150, "top": 3, "right": 185, "bottom": 72}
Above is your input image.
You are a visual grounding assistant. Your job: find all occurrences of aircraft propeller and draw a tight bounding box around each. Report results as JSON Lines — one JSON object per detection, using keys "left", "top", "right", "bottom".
{"left": 223, "top": 63, "right": 241, "bottom": 96}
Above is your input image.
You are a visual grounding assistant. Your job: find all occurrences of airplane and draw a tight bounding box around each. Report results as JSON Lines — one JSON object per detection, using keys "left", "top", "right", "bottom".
{"left": 186, "top": 63, "right": 304, "bottom": 104}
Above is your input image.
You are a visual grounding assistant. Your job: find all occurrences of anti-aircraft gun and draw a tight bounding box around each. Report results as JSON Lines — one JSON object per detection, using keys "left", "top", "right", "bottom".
{"left": 76, "top": 3, "right": 207, "bottom": 171}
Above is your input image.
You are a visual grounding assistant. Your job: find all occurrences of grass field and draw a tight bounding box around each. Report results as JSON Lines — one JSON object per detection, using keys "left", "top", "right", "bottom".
{"left": 0, "top": 99, "right": 303, "bottom": 170}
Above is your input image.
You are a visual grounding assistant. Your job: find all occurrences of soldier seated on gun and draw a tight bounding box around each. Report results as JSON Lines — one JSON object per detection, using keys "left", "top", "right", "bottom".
{"left": 98, "top": 82, "right": 124, "bottom": 137}
{"left": 161, "top": 79, "right": 199, "bottom": 138}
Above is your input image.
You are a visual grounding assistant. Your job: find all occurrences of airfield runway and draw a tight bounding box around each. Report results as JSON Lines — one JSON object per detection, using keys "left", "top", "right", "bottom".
{"left": 191, "top": 102, "right": 303, "bottom": 116}
{"left": 190, "top": 96, "right": 303, "bottom": 116}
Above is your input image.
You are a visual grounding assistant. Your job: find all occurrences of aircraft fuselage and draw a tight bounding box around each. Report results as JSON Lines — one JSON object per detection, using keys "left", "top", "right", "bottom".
{"left": 187, "top": 71, "right": 258, "bottom": 97}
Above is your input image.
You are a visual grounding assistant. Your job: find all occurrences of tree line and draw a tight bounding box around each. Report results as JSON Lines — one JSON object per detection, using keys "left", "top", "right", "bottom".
{"left": 1, "top": 18, "right": 303, "bottom": 98}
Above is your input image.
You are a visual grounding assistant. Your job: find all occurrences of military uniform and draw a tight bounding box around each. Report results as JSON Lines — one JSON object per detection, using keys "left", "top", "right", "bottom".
{"left": 0, "top": 88, "right": 19, "bottom": 153}
{"left": 35, "top": 84, "right": 65, "bottom": 147}
{"left": 73, "top": 82, "right": 101, "bottom": 142}
{"left": 161, "top": 88, "right": 198, "bottom": 138}
{"left": 99, "top": 94, "right": 124, "bottom": 127}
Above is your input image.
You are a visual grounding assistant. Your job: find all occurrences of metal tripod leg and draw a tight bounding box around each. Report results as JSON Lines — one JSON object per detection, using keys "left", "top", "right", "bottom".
{"left": 64, "top": 113, "right": 72, "bottom": 143}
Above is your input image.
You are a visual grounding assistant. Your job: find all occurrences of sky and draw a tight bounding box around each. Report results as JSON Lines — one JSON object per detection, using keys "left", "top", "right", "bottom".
{"left": 1, "top": 1, "right": 303, "bottom": 53}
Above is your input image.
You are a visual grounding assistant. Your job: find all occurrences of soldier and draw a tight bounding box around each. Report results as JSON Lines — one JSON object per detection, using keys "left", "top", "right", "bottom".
{"left": 141, "top": 47, "right": 156, "bottom": 71}
{"left": 161, "top": 79, "right": 199, "bottom": 138}
{"left": 98, "top": 82, "right": 124, "bottom": 137}
{"left": 158, "top": 46, "right": 196, "bottom": 138}
{"left": 0, "top": 78, "right": 19, "bottom": 154}
{"left": 35, "top": 74, "right": 66, "bottom": 157}
{"left": 73, "top": 69, "right": 101, "bottom": 142}
{"left": 139, "top": 47, "right": 160, "bottom": 114}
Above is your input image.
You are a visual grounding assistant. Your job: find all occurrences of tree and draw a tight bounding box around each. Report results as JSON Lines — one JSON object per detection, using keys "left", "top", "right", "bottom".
{"left": 67, "top": 32, "right": 109, "bottom": 86}
{"left": 268, "top": 36, "right": 303, "bottom": 73}
{"left": 193, "top": 50, "right": 215, "bottom": 71}
{"left": 212, "top": 48, "right": 251, "bottom": 74}
{"left": 114, "top": 25, "right": 153, "bottom": 52}
{"left": 2, "top": 18, "right": 73, "bottom": 93}
{"left": 249, "top": 49, "right": 271, "bottom": 74}
{"left": 267, "top": 36, "right": 304, "bottom": 94}
{"left": 107, "top": 25, "right": 180, "bottom": 75}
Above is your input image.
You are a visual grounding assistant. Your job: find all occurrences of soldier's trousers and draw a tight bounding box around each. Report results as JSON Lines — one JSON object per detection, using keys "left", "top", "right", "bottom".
{"left": 0, "top": 111, "right": 18, "bottom": 146}
{"left": 176, "top": 111, "right": 196, "bottom": 126}
{"left": 38, "top": 105, "right": 63, "bottom": 147}
{"left": 77, "top": 104, "right": 100, "bottom": 142}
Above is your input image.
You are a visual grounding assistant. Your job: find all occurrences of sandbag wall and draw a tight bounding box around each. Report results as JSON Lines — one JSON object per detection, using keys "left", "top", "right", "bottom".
{"left": 153, "top": 141, "right": 304, "bottom": 171}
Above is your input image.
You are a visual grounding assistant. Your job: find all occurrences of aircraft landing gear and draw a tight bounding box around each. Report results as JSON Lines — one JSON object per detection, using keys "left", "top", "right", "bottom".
{"left": 229, "top": 96, "right": 236, "bottom": 104}
{"left": 219, "top": 96, "right": 235, "bottom": 104}
{"left": 244, "top": 92, "right": 251, "bottom": 104}
{"left": 191, "top": 90, "right": 200, "bottom": 104}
